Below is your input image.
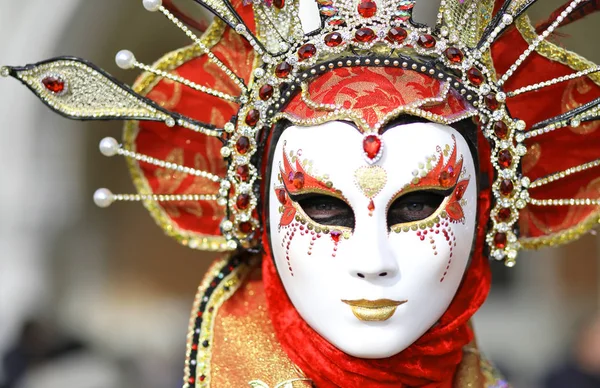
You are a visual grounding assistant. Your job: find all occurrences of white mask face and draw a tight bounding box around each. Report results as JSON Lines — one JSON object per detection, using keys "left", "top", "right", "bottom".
{"left": 267, "top": 121, "right": 478, "bottom": 358}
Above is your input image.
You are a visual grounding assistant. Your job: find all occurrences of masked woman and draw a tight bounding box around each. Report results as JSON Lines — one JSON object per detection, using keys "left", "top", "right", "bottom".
{"left": 3, "top": 0, "right": 600, "bottom": 386}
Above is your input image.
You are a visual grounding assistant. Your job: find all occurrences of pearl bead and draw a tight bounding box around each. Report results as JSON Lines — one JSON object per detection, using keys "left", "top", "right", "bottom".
{"left": 99, "top": 137, "right": 119, "bottom": 157}
{"left": 94, "top": 188, "right": 114, "bottom": 208}
{"left": 115, "top": 50, "right": 136, "bottom": 69}
{"left": 142, "top": 0, "right": 162, "bottom": 11}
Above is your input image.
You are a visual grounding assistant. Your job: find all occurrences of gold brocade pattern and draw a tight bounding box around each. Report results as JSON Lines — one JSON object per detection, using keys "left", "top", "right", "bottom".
{"left": 122, "top": 20, "right": 231, "bottom": 252}
{"left": 210, "top": 268, "right": 311, "bottom": 387}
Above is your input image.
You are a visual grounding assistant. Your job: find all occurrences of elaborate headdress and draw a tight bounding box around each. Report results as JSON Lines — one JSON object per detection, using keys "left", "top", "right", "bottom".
{"left": 3, "top": 0, "right": 599, "bottom": 273}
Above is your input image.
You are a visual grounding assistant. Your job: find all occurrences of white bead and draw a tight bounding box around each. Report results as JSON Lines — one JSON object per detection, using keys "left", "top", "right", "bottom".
{"left": 93, "top": 188, "right": 114, "bottom": 208}
{"left": 99, "top": 137, "right": 119, "bottom": 157}
{"left": 142, "top": 0, "right": 162, "bottom": 11}
{"left": 115, "top": 50, "right": 136, "bottom": 69}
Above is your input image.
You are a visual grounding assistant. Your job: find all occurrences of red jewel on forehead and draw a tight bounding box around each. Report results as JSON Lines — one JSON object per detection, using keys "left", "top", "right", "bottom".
{"left": 362, "top": 134, "right": 383, "bottom": 164}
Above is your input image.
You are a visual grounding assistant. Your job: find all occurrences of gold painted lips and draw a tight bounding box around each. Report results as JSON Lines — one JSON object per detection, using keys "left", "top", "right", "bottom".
{"left": 341, "top": 299, "right": 407, "bottom": 322}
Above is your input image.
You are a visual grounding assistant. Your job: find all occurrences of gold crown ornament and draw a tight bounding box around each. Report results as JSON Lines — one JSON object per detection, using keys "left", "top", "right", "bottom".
{"left": 2, "top": 0, "right": 600, "bottom": 269}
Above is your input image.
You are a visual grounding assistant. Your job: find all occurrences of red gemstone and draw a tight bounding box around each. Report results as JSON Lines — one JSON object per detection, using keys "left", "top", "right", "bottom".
{"left": 387, "top": 27, "right": 407, "bottom": 44}
{"left": 417, "top": 34, "right": 436, "bottom": 49}
{"left": 277, "top": 190, "right": 287, "bottom": 204}
{"left": 273, "top": 0, "right": 284, "bottom": 8}
{"left": 324, "top": 32, "right": 343, "bottom": 47}
{"left": 439, "top": 167, "right": 455, "bottom": 187}
{"left": 236, "top": 165, "right": 250, "bottom": 181}
{"left": 363, "top": 135, "right": 381, "bottom": 160}
{"left": 330, "top": 230, "right": 342, "bottom": 243}
{"left": 235, "top": 136, "right": 251, "bottom": 154}
{"left": 368, "top": 199, "right": 375, "bottom": 212}
{"left": 239, "top": 221, "right": 254, "bottom": 234}
{"left": 357, "top": 0, "right": 377, "bottom": 18}
{"left": 467, "top": 67, "right": 484, "bottom": 86}
{"left": 292, "top": 172, "right": 305, "bottom": 189}
{"left": 497, "top": 207, "right": 512, "bottom": 222}
{"left": 485, "top": 94, "right": 499, "bottom": 110}
{"left": 499, "top": 179, "right": 514, "bottom": 196}
{"left": 355, "top": 28, "right": 375, "bottom": 43}
{"left": 444, "top": 47, "right": 464, "bottom": 63}
{"left": 259, "top": 84, "right": 274, "bottom": 100}
{"left": 245, "top": 109, "right": 260, "bottom": 127}
{"left": 236, "top": 194, "right": 250, "bottom": 210}
{"left": 493, "top": 232, "right": 508, "bottom": 249}
{"left": 298, "top": 43, "right": 316, "bottom": 60}
{"left": 275, "top": 61, "right": 292, "bottom": 78}
{"left": 498, "top": 150, "right": 513, "bottom": 169}
{"left": 42, "top": 76, "right": 65, "bottom": 94}
{"left": 493, "top": 121, "right": 509, "bottom": 139}
{"left": 327, "top": 17, "right": 346, "bottom": 26}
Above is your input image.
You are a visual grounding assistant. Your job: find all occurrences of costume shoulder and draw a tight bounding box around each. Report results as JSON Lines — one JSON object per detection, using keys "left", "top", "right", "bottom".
{"left": 183, "top": 254, "right": 312, "bottom": 388}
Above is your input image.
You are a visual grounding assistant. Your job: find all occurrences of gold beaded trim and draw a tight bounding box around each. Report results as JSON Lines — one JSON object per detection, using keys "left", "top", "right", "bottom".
{"left": 516, "top": 14, "right": 600, "bottom": 86}
{"left": 123, "top": 20, "right": 231, "bottom": 252}
{"left": 182, "top": 256, "right": 254, "bottom": 387}
{"left": 519, "top": 211, "right": 600, "bottom": 250}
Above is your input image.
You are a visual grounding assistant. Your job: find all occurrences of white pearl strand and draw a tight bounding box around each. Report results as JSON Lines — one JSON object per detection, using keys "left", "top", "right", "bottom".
{"left": 93, "top": 188, "right": 218, "bottom": 208}
{"left": 131, "top": 59, "right": 239, "bottom": 103}
{"left": 530, "top": 198, "right": 600, "bottom": 206}
{"left": 150, "top": 2, "right": 248, "bottom": 94}
{"left": 98, "top": 137, "right": 222, "bottom": 182}
{"left": 529, "top": 158, "right": 600, "bottom": 188}
{"left": 508, "top": 66, "right": 600, "bottom": 98}
{"left": 498, "top": 0, "right": 584, "bottom": 87}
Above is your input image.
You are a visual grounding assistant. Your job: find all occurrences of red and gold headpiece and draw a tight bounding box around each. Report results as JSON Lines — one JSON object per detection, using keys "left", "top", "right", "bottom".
{"left": 2, "top": 0, "right": 599, "bottom": 268}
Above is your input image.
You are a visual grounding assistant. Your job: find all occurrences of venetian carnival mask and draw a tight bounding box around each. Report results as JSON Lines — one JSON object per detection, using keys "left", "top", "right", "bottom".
{"left": 268, "top": 120, "right": 478, "bottom": 357}
{"left": 4, "top": 0, "right": 600, "bottom": 384}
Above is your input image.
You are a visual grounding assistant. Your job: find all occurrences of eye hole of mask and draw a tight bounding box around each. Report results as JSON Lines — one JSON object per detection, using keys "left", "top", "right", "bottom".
{"left": 294, "top": 193, "right": 355, "bottom": 229}
{"left": 387, "top": 189, "right": 451, "bottom": 228}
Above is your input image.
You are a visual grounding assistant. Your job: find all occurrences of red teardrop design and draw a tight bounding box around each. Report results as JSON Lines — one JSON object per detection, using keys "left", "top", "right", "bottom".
{"left": 417, "top": 34, "right": 436, "bottom": 49}
{"left": 245, "top": 109, "right": 260, "bottom": 127}
{"left": 324, "top": 32, "right": 343, "bottom": 47}
{"left": 235, "top": 136, "right": 251, "bottom": 154}
{"left": 42, "top": 76, "right": 65, "bottom": 94}
{"left": 357, "top": 0, "right": 377, "bottom": 18}
{"left": 330, "top": 230, "right": 342, "bottom": 243}
{"left": 259, "top": 84, "right": 274, "bottom": 100}
{"left": 273, "top": 0, "right": 284, "bottom": 9}
{"left": 387, "top": 27, "right": 407, "bottom": 43}
{"left": 444, "top": 47, "right": 464, "bottom": 63}
{"left": 467, "top": 67, "right": 484, "bottom": 86}
{"left": 363, "top": 135, "right": 381, "bottom": 160}
{"left": 368, "top": 199, "right": 375, "bottom": 213}
{"left": 298, "top": 43, "right": 316, "bottom": 60}
{"left": 275, "top": 61, "right": 292, "bottom": 78}
{"left": 355, "top": 28, "right": 375, "bottom": 43}
{"left": 498, "top": 149, "right": 513, "bottom": 169}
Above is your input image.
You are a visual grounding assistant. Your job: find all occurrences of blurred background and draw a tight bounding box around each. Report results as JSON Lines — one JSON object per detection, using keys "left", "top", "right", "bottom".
{"left": 0, "top": 1, "right": 598, "bottom": 387}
